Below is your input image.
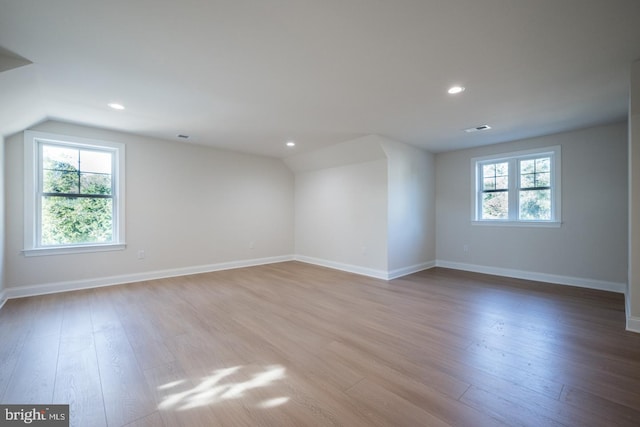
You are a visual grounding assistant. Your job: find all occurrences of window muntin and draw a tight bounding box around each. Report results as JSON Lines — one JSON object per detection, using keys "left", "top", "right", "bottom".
{"left": 473, "top": 147, "right": 560, "bottom": 225}
{"left": 24, "top": 131, "right": 126, "bottom": 255}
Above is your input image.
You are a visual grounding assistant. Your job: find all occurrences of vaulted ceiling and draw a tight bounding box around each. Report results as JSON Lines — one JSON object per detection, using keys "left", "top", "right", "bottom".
{"left": 1, "top": 0, "right": 639, "bottom": 157}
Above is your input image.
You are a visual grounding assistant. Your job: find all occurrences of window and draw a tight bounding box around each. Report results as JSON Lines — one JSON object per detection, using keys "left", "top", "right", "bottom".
{"left": 472, "top": 146, "right": 561, "bottom": 226}
{"left": 24, "top": 131, "right": 126, "bottom": 255}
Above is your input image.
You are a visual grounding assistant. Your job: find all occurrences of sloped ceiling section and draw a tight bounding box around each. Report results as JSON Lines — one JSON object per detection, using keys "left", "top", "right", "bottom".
{"left": 0, "top": 46, "right": 31, "bottom": 73}
{"left": 284, "top": 134, "right": 388, "bottom": 173}
{"left": 0, "top": 46, "right": 46, "bottom": 138}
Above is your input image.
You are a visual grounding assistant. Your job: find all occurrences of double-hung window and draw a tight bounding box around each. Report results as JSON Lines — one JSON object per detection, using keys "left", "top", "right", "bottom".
{"left": 24, "top": 131, "right": 126, "bottom": 255}
{"left": 472, "top": 146, "right": 561, "bottom": 226}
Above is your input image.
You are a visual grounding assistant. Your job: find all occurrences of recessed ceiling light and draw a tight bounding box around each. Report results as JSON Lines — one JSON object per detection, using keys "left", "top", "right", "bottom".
{"left": 108, "top": 102, "right": 125, "bottom": 110}
{"left": 286, "top": 141, "right": 296, "bottom": 147}
{"left": 447, "top": 86, "right": 465, "bottom": 95}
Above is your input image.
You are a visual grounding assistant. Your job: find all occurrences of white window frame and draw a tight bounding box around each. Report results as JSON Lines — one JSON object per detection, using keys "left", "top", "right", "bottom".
{"left": 471, "top": 146, "right": 561, "bottom": 227}
{"left": 23, "top": 130, "right": 126, "bottom": 256}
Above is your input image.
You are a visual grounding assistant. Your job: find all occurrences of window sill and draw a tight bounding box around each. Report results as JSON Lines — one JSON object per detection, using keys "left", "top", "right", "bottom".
{"left": 472, "top": 220, "right": 562, "bottom": 228}
{"left": 22, "top": 243, "right": 127, "bottom": 257}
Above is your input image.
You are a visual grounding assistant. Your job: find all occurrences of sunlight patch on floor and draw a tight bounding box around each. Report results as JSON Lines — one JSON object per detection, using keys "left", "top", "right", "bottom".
{"left": 158, "top": 364, "right": 288, "bottom": 411}
{"left": 258, "top": 397, "right": 290, "bottom": 408}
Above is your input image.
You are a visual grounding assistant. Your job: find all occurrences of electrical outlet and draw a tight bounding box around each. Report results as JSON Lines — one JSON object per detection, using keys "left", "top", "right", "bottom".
{"left": 463, "top": 244, "right": 470, "bottom": 253}
{"left": 249, "top": 241, "right": 255, "bottom": 249}
{"left": 137, "top": 249, "right": 146, "bottom": 259}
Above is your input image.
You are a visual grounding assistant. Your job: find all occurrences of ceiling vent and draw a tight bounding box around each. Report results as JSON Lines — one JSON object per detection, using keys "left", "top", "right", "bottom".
{"left": 464, "top": 124, "right": 492, "bottom": 133}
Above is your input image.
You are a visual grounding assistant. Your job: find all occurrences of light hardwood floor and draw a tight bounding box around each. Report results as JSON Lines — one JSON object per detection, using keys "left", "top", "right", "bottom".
{"left": 1, "top": 262, "right": 640, "bottom": 426}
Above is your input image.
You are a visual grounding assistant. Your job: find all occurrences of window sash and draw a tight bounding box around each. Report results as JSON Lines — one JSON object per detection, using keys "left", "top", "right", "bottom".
{"left": 36, "top": 142, "right": 118, "bottom": 248}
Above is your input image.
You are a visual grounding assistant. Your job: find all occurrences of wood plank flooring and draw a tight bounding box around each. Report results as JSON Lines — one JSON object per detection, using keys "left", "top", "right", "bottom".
{"left": 1, "top": 261, "right": 640, "bottom": 426}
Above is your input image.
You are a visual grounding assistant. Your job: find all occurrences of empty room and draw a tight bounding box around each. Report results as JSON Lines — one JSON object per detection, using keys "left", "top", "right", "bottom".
{"left": 2, "top": 1, "right": 640, "bottom": 426}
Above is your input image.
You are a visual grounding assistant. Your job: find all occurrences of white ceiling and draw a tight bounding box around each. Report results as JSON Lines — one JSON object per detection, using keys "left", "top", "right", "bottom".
{"left": 1, "top": 0, "right": 639, "bottom": 158}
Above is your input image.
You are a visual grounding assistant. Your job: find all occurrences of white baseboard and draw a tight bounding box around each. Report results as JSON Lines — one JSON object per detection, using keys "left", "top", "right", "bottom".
{"left": 4, "top": 253, "right": 630, "bottom": 326}
{"left": 4, "top": 255, "right": 294, "bottom": 300}
{"left": 294, "top": 255, "right": 389, "bottom": 280}
{"left": 435, "top": 260, "right": 627, "bottom": 294}
{"left": 294, "top": 256, "right": 435, "bottom": 280}
{"left": 626, "top": 293, "right": 640, "bottom": 333}
{"left": 627, "top": 315, "right": 640, "bottom": 333}
{"left": 0, "top": 254, "right": 434, "bottom": 305}
{"left": 387, "top": 261, "right": 436, "bottom": 280}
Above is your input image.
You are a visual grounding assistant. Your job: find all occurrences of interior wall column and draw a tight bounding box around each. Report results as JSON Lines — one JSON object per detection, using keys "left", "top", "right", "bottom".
{"left": 628, "top": 59, "right": 640, "bottom": 332}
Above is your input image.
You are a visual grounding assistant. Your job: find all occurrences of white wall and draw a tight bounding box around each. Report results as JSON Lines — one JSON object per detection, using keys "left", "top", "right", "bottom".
{"left": 381, "top": 138, "right": 436, "bottom": 275}
{"left": 287, "top": 135, "right": 390, "bottom": 277}
{"left": 4, "top": 117, "right": 627, "bottom": 303}
{"left": 289, "top": 134, "right": 436, "bottom": 279}
{"left": 628, "top": 59, "right": 640, "bottom": 331}
{"left": 436, "top": 122, "right": 628, "bottom": 290}
{"left": 294, "top": 159, "right": 389, "bottom": 276}
{"left": 5, "top": 121, "right": 294, "bottom": 291}
{"left": 0, "top": 135, "right": 5, "bottom": 303}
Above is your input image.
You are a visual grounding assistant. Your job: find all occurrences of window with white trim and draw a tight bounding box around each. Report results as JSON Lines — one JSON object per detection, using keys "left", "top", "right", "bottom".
{"left": 472, "top": 146, "right": 561, "bottom": 226}
{"left": 24, "top": 131, "right": 126, "bottom": 256}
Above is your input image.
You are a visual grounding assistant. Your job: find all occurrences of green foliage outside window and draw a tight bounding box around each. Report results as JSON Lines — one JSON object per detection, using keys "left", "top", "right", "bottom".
{"left": 482, "top": 191, "right": 508, "bottom": 219}
{"left": 479, "top": 156, "right": 552, "bottom": 221}
{"left": 481, "top": 161, "right": 509, "bottom": 219}
{"left": 41, "top": 147, "right": 114, "bottom": 246}
{"left": 519, "top": 189, "right": 551, "bottom": 220}
{"left": 518, "top": 157, "right": 551, "bottom": 220}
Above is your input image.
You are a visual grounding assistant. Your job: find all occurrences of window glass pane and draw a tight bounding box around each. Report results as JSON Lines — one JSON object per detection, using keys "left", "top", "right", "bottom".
{"left": 537, "top": 172, "right": 550, "bottom": 187}
{"left": 482, "top": 161, "right": 508, "bottom": 190}
{"left": 80, "top": 173, "right": 112, "bottom": 195}
{"left": 482, "top": 191, "right": 508, "bottom": 219}
{"left": 43, "top": 170, "right": 79, "bottom": 193}
{"left": 495, "top": 162, "right": 508, "bottom": 176}
{"left": 483, "top": 177, "right": 495, "bottom": 190}
{"left": 522, "top": 173, "right": 532, "bottom": 188}
{"left": 41, "top": 196, "right": 113, "bottom": 245}
{"left": 43, "top": 145, "right": 78, "bottom": 171}
{"left": 536, "top": 157, "right": 550, "bottom": 172}
{"left": 80, "top": 150, "right": 112, "bottom": 174}
{"left": 520, "top": 159, "right": 535, "bottom": 174}
{"left": 519, "top": 189, "right": 551, "bottom": 220}
{"left": 520, "top": 156, "right": 551, "bottom": 189}
{"left": 483, "top": 164, "right": 495, "bottom": 177}
{"left": 495, "top": 175, "right": 508, "bottom": 189}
